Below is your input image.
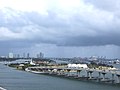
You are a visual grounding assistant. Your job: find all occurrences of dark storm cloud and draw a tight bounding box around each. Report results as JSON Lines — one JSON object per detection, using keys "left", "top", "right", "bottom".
{"left": 0, "top": 0, "right": 120, "bottom": 49}
{"left": 59, "top": 33, "right": 120, "bottom": 46}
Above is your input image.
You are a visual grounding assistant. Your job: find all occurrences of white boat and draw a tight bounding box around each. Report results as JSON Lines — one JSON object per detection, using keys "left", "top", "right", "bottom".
{"left": 25, "top": 68, "right": 49, "bottom": 74}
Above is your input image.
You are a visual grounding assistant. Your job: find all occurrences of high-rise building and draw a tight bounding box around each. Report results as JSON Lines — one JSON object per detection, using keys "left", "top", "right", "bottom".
{"left": 27, "top": 53, "right": 30, "bottom": 58}
{"left": 40, "top": 52, "right": 44, "bottom": 58}
{"left": 17, "top": 54, "right": 20, "bottom": 58}
{"left": 37, "top": 52, "right": 44, "bottom": 58}
{"left": 23, "top": 53, "right": 25, "bottom": 58}
{"left": 36, "top": 54, "right": 39, "bottom": 58}
{"left": 40, "top": 52, "right": 42, "bottom": 58}
{"left": 8, "top": 53, "right": 14, "bottom": 58}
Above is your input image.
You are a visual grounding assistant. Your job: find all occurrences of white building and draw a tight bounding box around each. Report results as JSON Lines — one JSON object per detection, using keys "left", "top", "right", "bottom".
{"left": 67, "top": 64, "right": 88, "bottom": 69}
{"left": 8, "top": 53, "right": 14, "bottom": 58}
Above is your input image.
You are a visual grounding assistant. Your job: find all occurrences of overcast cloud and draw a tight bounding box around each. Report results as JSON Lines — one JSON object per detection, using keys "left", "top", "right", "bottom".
{"left": 0, "top": 0, "right": 120, "bottom": 58}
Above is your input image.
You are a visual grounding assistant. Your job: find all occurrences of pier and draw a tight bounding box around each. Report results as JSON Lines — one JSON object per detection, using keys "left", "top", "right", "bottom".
{"left": 25, "top": 66, "right": 120, "bottom": 84}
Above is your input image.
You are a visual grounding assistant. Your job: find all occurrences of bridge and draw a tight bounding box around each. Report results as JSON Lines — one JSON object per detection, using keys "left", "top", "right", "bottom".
{"left": 26, "top": 66, "right": 120, "bottom": 84}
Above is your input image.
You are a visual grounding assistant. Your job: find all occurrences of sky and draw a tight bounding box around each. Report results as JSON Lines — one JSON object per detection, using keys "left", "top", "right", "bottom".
{"left": 0, "top": 0, "right": 120, "bottom": 58}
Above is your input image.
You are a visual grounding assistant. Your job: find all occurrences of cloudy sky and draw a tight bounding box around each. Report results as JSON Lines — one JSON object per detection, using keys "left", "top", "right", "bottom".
{"left": 0, "top": 0, "right": 120, "bottom": 58}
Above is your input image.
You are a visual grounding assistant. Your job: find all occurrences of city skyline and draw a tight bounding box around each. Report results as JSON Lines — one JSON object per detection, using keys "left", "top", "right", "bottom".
{"left": 0, "top": 0, "right": 120, "bottom": 58}
{"left": 0, "top": 49, "right": 119, "bottom": 59}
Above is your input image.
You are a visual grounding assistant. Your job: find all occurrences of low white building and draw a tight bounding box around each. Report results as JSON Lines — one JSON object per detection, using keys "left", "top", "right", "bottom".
{"left": 67, "top": 64, "right": 88, "bottom": 69}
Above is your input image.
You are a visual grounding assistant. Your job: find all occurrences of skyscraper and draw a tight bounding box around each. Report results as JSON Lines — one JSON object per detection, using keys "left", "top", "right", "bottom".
{"left": 8, "top": 53, "right": 14, "bottom": 58}
{"left": 27, "top": 53, "right": 30, "bottom": 58}
{"left": 36, "top": 52, "right": 44, "bottom": 58}
{"left": 40, "top": 52, "right": 44, "bottom": 58}
{"left": 23, "top": 53, "right": 25, "bottom": 58}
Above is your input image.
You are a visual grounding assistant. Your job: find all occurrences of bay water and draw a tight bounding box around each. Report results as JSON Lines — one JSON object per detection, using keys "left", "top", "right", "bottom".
{"left": 0, "top": 64, "right": 120, "bottom": 90}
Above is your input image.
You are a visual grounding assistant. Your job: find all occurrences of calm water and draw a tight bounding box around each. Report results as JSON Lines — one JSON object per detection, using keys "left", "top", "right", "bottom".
{"left": 0, "top": 64, "right": 120, "bottom": 90}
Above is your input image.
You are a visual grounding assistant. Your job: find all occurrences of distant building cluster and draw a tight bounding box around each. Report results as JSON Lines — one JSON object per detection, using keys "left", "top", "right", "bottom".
{"left": 0, "top": 52, "right": 44, "bottom": 59}
{"left": 0, "top": 53, "right": 120, "bottom": 65}
{"left": 36, "top": 52, "right": 44, "bottom": 59}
